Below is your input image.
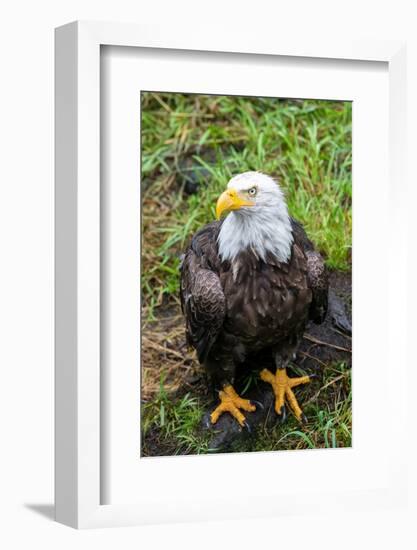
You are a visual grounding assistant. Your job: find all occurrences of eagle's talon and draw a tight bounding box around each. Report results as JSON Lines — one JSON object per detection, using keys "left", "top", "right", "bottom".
{"left": 260, "top": 367, "right": 310, "bottom": 422}
{"left": 301, "top": 413, "right": 308, "bottom": 424}
{"left": 278, "top": 405, "right": 287, "bottom": 423}
{"left": 203, "top": 415, "right": 212, "bottom": 430}
{"left": 210, "top": 384, "right": 256, "bottom": 427}
{"left": 243, "top": 420, "right": 252, "bottom": 433}
{"left": 251, "top": 399, "right": 264, "bottom": 410}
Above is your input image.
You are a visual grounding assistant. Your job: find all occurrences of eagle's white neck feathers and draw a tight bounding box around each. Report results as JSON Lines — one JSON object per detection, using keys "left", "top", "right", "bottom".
{"left": 217, "top": 172, "right": 293, "bottom": 263}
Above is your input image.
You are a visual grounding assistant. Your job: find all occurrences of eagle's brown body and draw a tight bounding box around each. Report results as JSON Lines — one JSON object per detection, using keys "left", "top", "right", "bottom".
{"left": 180, "top": 218, "right": 328, "bottom": 390}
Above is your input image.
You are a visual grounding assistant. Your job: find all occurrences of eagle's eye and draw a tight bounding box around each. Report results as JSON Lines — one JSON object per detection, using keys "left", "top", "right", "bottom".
{"left": 247, "top": 187, "right": 257, "bottom": 197}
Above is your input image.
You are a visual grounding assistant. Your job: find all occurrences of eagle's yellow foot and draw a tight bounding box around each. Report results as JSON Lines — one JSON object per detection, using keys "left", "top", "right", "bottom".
{"left": 210, "top": 384, "right": 256, "bottom": 427}
{"left": 260, "top": 368, "right": 311, "bottom": 422}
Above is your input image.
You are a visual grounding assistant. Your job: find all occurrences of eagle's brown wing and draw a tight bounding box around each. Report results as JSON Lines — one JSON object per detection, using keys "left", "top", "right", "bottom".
{"left": 291, "top": 218, "right": 329, "bottom": 323}
{"left": 180, "top": 221, "right": 226, "bottom": 363}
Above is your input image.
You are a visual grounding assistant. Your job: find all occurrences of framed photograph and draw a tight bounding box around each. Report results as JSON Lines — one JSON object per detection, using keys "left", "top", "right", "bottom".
{"left": 55, "top": 21, "right": 407, "bottom": 528}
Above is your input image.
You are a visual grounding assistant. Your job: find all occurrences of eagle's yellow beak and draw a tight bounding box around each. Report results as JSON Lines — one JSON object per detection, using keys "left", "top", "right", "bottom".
{"left": 216, "top": 188, "right": 254, "bottom": 220}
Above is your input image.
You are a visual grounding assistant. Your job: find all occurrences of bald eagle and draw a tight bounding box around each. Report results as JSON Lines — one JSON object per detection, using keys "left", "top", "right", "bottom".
{"left": 180, "top": 172, "right": 328, "bottom": 427}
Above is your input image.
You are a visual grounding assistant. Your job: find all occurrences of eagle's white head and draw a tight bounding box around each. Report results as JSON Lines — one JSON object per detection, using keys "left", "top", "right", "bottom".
{"left": 216, "top": 171, "right": 293, "bottom": 263}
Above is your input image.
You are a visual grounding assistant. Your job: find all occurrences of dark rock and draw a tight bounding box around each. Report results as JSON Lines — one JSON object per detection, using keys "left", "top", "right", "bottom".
{"left": 175, "top": 152, "right": 216, "bottom": 195}
{"left": 328, "top": 288, "right": 352, "bottom": 335}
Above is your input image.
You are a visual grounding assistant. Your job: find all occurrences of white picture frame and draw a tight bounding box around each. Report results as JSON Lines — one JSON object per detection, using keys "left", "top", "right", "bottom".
{"left": 55, "top": 21, "right": 407, "bottom": 529}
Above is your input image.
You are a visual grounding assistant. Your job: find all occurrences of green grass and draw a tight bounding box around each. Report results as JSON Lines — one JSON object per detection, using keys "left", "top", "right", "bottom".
{"left": 142, "top": 374, "right": 210, "bottom": 456}
{"left": 141, "top": 93, "right": 352, "bottom": 320}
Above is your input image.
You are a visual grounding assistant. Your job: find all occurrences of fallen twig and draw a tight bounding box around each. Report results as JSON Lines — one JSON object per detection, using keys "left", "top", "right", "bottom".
{"left": 298, "top": 350, "right": 328, "bottom": 369}
{"left": 142, "top": 335, "right": 185, "bottom": 361}
{"left": 330, "top": 327, "right": 352, "bottom": 340}
{"left": 303, "top": 334, "right": 351, "bottom": 353}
